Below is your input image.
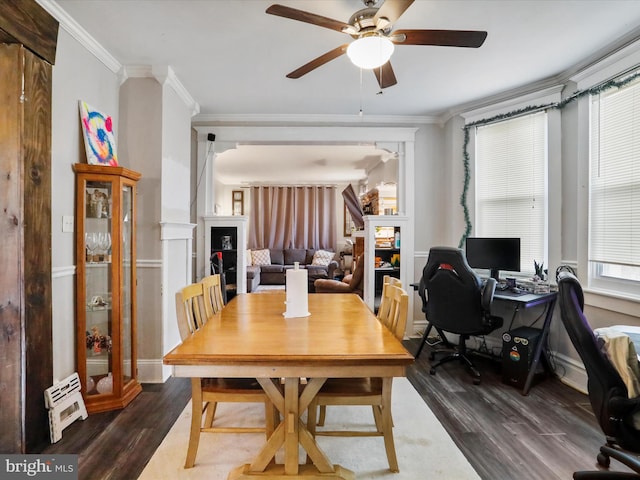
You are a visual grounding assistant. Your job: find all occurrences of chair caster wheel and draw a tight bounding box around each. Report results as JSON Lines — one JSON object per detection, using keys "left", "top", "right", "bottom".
{"left": 597, "top": 452, "right": 610, "bottom": 468}
{"left": 429, "top": 368, "right": 436, "bottom": 375}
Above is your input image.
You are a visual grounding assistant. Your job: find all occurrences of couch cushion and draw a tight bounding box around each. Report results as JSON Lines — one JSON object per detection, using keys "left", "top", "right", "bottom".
{"left": 269, "top": 249, "right": 284, "bottom": 265}
{"left": 260, "top": 264, "right": 284, "bottom": 274}
{"left": 305, "top": 249, "right": 315, "bottom": 264}
{"left": 285, "top": 248, "right": 307, "bottom": 266}
{"left": 312, "top": 249, "right": 335, "bottom": 266}
{"left": 252, "top": 249, "right": 271, "bottom": 266}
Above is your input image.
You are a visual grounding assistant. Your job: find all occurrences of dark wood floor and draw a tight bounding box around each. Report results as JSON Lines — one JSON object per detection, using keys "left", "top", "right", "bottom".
{"left": 41, "top": 338, "right": 626, "bottom": 479}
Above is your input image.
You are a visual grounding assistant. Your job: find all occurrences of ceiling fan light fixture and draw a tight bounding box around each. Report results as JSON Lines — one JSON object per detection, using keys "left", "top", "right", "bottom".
{"left": 347, "top": 35, "right": 394, "bottom": 69}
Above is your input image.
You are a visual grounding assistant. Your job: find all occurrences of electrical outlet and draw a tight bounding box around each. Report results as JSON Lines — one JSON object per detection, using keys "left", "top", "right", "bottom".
{"left": 62, "top": 215, "right": 74, "bottom": 233}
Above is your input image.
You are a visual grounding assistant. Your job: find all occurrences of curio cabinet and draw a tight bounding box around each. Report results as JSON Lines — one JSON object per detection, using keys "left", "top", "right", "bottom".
{"left": 73, "top": 163, "right": 142, "bottom": 413}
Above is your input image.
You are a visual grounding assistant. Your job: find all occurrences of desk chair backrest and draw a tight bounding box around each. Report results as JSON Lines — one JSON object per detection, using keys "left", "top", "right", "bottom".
{"left": 418, "top": 246, "right": 495, "bottom": 335}
{"left": 175, "top": 283, "right": 208, "bottom": 341}
{"left": 557, "top": 271, "right": 640, "bottom": 449}
{"left": 201, "top": 274, "right": 225, "bottom": 318}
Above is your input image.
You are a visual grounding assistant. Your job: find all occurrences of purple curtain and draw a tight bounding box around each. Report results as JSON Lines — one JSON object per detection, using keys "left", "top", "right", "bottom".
{"left": 248, "top": 186, "right": 336, "bottom": 250}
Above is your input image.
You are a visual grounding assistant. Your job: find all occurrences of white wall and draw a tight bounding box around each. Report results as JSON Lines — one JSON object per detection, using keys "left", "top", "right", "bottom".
{"left": 50, "top": 27, "right": 195, "bottom": 384}
{"left": 119, "top": 76, "right": 196, "bottom": 382}
{"left": 51, "top": 28, "right": 121, "bottom": 382}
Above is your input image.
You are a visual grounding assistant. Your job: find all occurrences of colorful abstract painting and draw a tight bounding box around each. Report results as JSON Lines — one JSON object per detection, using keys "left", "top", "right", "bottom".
{"left": 79, "top": 101, "right": 118, "bottom": 166}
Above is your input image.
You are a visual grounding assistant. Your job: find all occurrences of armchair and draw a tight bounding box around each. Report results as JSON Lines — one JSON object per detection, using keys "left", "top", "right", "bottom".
{"left": 418, "top": 247, "right": 503, "bottom": 384}
{"left": 558, "top": 271, "right": 640, "bottom": 479}
{"left": 314, "top": 254, "right": 364, "bottom": 298}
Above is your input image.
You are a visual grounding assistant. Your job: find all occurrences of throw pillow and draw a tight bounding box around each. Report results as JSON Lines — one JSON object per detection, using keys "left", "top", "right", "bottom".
{"left": 312, "top": 249, "right": 334, "bottom": 266}
{"left": 252, "top": 249, "right": 271, "bottom": 266}
{"left": 246, "top": 249, "right": 252, "bottom": 266}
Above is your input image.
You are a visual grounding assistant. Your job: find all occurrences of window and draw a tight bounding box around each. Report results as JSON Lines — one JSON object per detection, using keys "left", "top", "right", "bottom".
{"left": 474, "top": 112, "right": 548, "bottom": 276}
{"left": 589, "top": 75, "right": 640, "bottom": 294}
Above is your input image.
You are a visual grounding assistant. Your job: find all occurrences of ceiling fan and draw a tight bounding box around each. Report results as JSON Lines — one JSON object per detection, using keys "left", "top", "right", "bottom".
{"left": 266, "top": 0, "right": 487, "bottom": 89}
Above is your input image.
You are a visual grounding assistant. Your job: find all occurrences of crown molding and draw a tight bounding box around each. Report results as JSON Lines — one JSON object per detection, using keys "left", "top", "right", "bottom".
{"left": 570, "top": 36, "right": 640, "bottom": 89}
{"left": 192, "top": 113, "right": 438, "bottom": 125}
{"left": 37, "top": 0, "right": 121, "bottom": 73}
{"left": 120, "top": 65, "right": 200, "bottom": 116}
{"left": 460, "top": 85, "right": 564, "bottom": 124}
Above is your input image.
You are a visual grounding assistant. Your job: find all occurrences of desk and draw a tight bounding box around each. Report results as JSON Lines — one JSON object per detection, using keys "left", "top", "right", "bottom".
{"left": 494, "top": 290, "right": 557, "bottom": 395}
{"left": 163, "top": 292, "right": 413, "bottom": 479}
{"left": 413, "top": 284, "right": 556, "bottom": 396}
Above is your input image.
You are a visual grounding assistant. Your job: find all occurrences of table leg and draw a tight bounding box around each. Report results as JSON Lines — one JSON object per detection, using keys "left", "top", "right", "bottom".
{"left": 522, "top": 298, "right": 557, "bottom": 395}
{"left": 228, "top": 377, "right": 354, "bottom": 480}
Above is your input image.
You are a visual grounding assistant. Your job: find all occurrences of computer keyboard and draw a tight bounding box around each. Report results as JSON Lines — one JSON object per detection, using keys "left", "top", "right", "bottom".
{"left": 496, "top": 288, "right": 527, "bottom": 297}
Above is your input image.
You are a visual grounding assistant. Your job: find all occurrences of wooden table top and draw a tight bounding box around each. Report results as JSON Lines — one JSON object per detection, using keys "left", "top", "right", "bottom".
{"left": 163, "top": 292, "right": 414, "bottom": 370}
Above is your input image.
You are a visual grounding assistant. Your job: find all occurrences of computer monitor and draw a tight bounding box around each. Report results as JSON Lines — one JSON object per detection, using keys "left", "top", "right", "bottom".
{"left": 465, "top": 237, "right": 521, "bottom": 282}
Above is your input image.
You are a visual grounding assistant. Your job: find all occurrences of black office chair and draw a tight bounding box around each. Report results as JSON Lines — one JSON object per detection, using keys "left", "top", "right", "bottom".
{"left": 418, "top": 246, "right": 503, "bottom": 384}
{"left": 557, "top": 271, "right": 640, "bottom": 479}
{"left": 210, "top": 252, "right": 227, "bottom": 304}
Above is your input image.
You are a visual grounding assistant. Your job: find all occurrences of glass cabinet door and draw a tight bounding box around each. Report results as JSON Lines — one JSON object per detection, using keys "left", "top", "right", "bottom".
{"left": 84, "top": 180, "right": 114, "bottom": 397}
{"left": 122, "top": 184, "right": 134, "bottom": 388}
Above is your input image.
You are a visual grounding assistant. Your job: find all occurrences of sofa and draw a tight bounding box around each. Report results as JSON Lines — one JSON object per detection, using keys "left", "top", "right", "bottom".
{"left": 246, "top": 248, "right": 339, "bottom": 292}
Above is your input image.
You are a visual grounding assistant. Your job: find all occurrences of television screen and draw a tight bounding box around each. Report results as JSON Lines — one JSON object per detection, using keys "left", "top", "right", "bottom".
{"left": 465, "top": 237, "right": 521, "bottom": 281}
{"left": 342, "top": 184, "right": 365, "bottom": 230}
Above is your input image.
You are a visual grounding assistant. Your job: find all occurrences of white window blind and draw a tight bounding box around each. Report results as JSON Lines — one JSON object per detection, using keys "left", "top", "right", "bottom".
{"left": 590, "top": 77, "right": 640, "bottom": 272}
{"left": 475, "top": 112, "right": 547, "bottom": 275}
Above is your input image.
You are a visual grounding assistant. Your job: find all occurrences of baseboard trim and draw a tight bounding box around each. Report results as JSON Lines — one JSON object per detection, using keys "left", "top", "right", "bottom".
{"left": 551, "top": 352, "right": 588, "bottom": 394}
{"left": 137, "top": 359, "right": 167, "bottom": 384}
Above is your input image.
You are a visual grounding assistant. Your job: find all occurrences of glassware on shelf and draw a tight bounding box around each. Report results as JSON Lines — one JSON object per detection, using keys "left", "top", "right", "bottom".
{"left": 96, "top": 373, "right": 113, "bottom": 394}
{"left": 85, "top": 232, "right": 98, "bottom": 262}
{"left": 97, "top": 232, "right": 112, "bottom": 262}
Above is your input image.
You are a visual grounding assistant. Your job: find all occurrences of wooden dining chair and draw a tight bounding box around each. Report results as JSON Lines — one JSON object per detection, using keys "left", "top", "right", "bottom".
{"left": 175, "top": 283, "right": 276, "bottom": 468}
{"left": 307, "top": 284, "right": 409, "bottom": 472}
{"left": 200, "top": 274, "right": 225, "bottom": 318}
{"left": 316, "top": 275, "right": 403, "bottom": 426}
{"left": 377, "top": 275, "right": 402, "bottom": 325}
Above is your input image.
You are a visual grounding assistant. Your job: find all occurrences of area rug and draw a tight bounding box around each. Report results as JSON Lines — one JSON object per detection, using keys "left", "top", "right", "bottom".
{"left": 138, "top": 378, "right": 480, "bottom": 479}
{"left": 252, "top": 284, "right": 285, "bottom": 293}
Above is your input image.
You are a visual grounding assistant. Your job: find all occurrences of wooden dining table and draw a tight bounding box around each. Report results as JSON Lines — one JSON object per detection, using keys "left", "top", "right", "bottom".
{"left": 163, "top": 291, "right": 414, "bottom": 479}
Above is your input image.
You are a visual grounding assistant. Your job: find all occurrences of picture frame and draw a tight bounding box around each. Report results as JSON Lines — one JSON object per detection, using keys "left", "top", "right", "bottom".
{"left": 86, "top": 186, "right": 110, "bottom": 218}
{"left": 232, "top": 190, "right": 244, "bottom": 215}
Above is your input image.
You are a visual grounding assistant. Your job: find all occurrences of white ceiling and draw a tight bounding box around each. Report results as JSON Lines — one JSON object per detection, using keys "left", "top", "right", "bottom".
{"left": 50, "top": 0, "right": 640, "bottom": 183}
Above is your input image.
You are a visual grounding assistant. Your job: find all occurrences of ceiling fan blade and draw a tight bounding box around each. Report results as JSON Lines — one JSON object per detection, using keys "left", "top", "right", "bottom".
{"left": 373, "top": 61, "right": 398, "bottom": 89}
{"left": 373, "top": 0, "right": 415, "bottom": 25}
{"left": 393, "top": 29, "right": 487, "bottom": 48}
{"left": 266, "top": 4, "right": 351, "bottom": 33}
{"left": 286, "top": 44, "right": 348, "bottom": 79}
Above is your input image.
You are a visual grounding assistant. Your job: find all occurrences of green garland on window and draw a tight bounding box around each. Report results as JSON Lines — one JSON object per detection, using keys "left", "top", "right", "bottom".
{"left": 458, "top": 67, "right": 640, "bottom": 248}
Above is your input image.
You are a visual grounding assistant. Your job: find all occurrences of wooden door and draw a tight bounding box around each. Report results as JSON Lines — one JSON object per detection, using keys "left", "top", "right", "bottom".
{"left": 0, "top": 0, "right": 57, "bottom": 452}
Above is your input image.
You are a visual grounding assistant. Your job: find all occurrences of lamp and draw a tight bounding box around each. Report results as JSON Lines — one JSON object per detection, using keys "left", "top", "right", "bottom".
{"left": 346, "top": 34, "right": 394, "bottom": 70}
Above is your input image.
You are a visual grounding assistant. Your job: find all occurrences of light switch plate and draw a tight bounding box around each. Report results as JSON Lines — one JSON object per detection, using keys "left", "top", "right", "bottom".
{"left": 62, "top": 215, "right": 74, "bottom": 233}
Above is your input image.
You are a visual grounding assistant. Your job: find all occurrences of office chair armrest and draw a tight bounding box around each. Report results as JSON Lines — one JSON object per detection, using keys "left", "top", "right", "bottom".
{"left": 601, "top": 445, "right": 640, "bottom": 473}
{"left": 482, "top": 278, "right": 497, "bottom": 312}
